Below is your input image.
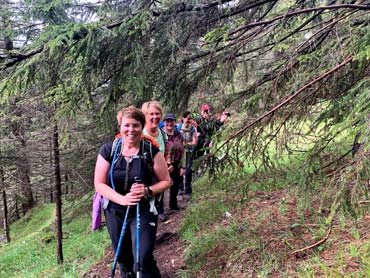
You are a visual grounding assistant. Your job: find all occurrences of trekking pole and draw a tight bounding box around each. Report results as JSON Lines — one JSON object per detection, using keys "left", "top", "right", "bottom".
{"left": 134, "top": 176, "right": 142, "bottom": 278}
{"left": 133, "top": 155, "right": 143, "bottom": 278}
{"left": 109, "top": 137, "right": 129, "bottom": 278}
{"left": 110, "top": 207, "right": 130, "bottom": 278}
{"left": 182, "top": 150, "right": 188, "bottom": 201}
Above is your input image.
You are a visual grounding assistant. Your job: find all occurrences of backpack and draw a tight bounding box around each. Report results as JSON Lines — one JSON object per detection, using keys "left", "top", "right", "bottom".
{"left": 91, "top": 136, "right": 155, "bottom": 231}
{"left": 177, "top": 123, "right": 196, "bottom": 144}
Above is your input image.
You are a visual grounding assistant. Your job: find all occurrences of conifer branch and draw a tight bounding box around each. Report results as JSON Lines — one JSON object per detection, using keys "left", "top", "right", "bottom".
{"left": 216, "top": 55, "right": 353, "bottom": 151}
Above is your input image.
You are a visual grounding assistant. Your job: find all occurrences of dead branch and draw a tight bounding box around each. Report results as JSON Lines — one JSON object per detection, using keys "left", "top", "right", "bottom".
{"left": 314, "top": 149, "right": 352, "bottom": 174}
{"left": 291, "top": 226, "right": 332, "bottom": 256}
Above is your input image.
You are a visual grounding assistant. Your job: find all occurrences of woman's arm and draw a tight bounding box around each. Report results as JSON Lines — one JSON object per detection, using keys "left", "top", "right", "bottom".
{"left": 192, "top": 127, "right": 198, "bottom": 146}
{"left": 94, "top": 154, "right": 144, "bottom": 206}
{"left": 150, "top": 152, "right": 171, "bottom": 195}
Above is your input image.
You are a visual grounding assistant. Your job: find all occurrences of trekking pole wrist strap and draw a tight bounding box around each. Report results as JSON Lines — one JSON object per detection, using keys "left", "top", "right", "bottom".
{"left": 145, "top": 187, "right": 153, "bottom": 199}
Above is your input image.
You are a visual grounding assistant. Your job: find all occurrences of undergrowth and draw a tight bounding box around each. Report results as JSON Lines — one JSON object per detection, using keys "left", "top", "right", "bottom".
{"left": 178, "top": 153, "right": 370, "bottom": 278}
{"left": 0, "top": 192, "right": 110, "bottom": 278}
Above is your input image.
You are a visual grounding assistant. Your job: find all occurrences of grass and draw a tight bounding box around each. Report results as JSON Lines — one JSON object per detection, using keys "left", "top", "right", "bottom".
{"left": 178, "top": 154, "right": 370, "bottom": 277}
{"left": 0, "top": 192, "right": 110, "bottom": 278}
{"left": 1, "top": 140, "right": 369, "bottom": 277}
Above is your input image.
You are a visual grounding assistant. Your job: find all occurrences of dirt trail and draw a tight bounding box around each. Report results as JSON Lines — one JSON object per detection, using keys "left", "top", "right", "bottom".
{"left": 83, "top": 194, "right": 188, "bottom": 278}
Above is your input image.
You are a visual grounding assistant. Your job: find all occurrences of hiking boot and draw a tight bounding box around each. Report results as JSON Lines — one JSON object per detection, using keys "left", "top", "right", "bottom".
{"left": 158, "top": 213, "right": 167, "bottom": 222}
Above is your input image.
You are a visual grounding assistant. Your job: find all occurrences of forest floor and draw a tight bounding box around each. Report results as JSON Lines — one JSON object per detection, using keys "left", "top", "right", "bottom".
{"left": 83, "top": 188, "right": 369, "bottom": 277}
{"left": 83, "top": 192, "right": 188, "bottom": 278}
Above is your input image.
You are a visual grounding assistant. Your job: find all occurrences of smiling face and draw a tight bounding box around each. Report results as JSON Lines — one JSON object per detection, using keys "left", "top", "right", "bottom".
{"left": 145, "top": 105, "right": 162, "bottom": 129}
{"left": 120, "top": 116, "right": 143, "bottom": 145}
{"left": 164, "top": 119, "right": 175, "bottom": 132}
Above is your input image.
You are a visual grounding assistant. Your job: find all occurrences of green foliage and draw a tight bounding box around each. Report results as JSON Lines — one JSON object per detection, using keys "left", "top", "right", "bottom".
{"left": 204, "top": 26, "right": 230, "bottom": 44}
{"left": 180, "top": 151, "right": 370, "bottom": 277}
{"left": 355, "top": 26, "right": 370, "bottom": 62}
{"left": 1, "top": 2, "right": 370, "bottom": 276}
{"left": 0, "top": 193, "right": 110, "bottom": 278}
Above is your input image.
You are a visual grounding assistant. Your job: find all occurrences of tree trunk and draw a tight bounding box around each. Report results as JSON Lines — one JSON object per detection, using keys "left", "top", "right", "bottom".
{"left": 16, "top": 156, "right": 34, "bottom": 214}
{"left": 64, "top": 172, "right": 69, "bottom": 195}
{"left": 49, "top": 136, "right": 54, "bottom": 203}
{"left": 14, "top": 196, "right": 20, "bottom": 220}
{"left": 0, "top": 168, "right": 11, "bottom": 242}
{"left": 53, "top": 122, "right": 63, "bottom": 264}
{"left": 2, "top": 190, "right": 11, "bottom": 242}
{"left": 9, "top": 98, "right": 34, "bottom": 213}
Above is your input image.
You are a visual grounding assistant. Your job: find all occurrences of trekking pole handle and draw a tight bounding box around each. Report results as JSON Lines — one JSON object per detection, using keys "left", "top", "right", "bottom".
{"left": 134, "top": 176, "right": 142, "bottom": 183}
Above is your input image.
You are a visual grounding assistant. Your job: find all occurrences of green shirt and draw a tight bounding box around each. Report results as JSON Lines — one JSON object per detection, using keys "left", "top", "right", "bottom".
{"left": 143, "top": 127, "right": 166, "bottom": 154}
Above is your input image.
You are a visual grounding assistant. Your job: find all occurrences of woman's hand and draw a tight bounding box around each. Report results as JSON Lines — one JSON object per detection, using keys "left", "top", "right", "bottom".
{"left": 180, "top": 168, "right": 186, "bottom": 176}
{"left": 121, "top": 183, "right": 145, "bottom": 206}
{"left": 168, "top": 165, "right": 174, "bottom": 173}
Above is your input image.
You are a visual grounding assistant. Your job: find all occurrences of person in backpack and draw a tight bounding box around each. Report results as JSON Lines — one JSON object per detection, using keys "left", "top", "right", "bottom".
{"left": 94, "top": 106, "right": 171, "bottom": 278}
{"left": 194, "top": 103, "right": 214, "bottom": 158}
{"left": 194, "top": 104, "right": 227, "bottom": 158}
{"left": 141, "top": 101, "right": 169, "bottom": 222}
{"left": 161, "top": 113, "right": 185, "bottom": 210}
{"left": 177, "top": 111, "right": 198, "bottom": 199}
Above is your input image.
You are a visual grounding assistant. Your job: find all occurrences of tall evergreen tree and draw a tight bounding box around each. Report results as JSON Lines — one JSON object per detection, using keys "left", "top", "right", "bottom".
{"left": 0, "top": 0, "right": 369, "bottom": 238}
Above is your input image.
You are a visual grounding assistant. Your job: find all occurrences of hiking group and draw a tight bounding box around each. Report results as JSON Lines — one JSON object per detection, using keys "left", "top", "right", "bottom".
{"left": 94, "top": 101, "right": 230, "bottom": 277}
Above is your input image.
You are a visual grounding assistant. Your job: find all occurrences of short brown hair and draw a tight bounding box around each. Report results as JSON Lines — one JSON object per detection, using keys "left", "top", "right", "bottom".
{"left": 182, "top": 110, "right": 191, "bottom": 118}
{"left": 116, "top": 106, "right": 145, "bottom": 128}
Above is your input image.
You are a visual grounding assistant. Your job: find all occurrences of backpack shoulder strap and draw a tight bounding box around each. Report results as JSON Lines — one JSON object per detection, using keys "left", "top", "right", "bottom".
{"left": 110, "top": 137, "right": 122, "bottom": 162}
{"left": 141, "top": 134, "right": 159, "bottom": 148}
{"left": 140, "top": 138, "right": 154, "bottom": 173}
{"left": 160, "top": 128, "right": 168, "bottom": 144}
{"left": 109, "top": 137, "right": 122, "bottom": 191}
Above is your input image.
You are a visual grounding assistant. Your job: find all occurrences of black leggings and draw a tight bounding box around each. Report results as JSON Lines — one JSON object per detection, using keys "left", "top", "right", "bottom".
{"left": 105, "top": 206, "right": 161, "bottom": 277}
{"left": 169, "top": 167, "right": 182, "bottom": 209}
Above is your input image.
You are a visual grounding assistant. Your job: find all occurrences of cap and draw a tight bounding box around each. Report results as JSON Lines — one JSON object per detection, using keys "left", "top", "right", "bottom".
{"left": 223, "top": 111, "right": 231, "bottom": 116}
{"left": 201, "top": 104, "right": 210, "bottom": 111}
{"left": 163, "top": 113, "right": 176, "bottom": 121}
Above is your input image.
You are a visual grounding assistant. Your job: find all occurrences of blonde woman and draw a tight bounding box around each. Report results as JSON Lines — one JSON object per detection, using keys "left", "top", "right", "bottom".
{"left": 141, "top": 101, "right": 169, "bottom": 221}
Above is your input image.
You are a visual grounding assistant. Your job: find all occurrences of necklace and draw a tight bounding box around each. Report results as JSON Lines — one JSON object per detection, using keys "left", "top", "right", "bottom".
{"left": 121, "top": 142, "right": 139, "bottom": 157}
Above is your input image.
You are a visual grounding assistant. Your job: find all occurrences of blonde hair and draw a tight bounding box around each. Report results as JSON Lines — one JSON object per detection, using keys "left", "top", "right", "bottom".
{"left": 116, "top": 106, "right": 146, "bottom": 127}
{"left": 141, "top": 101, "right": 163, "bottom": 116}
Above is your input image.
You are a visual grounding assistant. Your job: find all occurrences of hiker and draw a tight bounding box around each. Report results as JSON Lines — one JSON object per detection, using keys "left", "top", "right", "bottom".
{"left": 141, "top": 101, "right": 169, "bottom": 222}
{"left": 215, "top": 111, "right": 231, "bottom": 125}
{"left": 194, "top": 103, "right": 214, "bottom": 158}
{"left": 161, "top": 113, "right": 185, "bottom": 210}
{"left": 194, "top": 104, "right": 229, "bottom": 158}
{"left": 94, "top": 106, "right": 171, "bottom": 278}
{"left": 177, "top": 111, "right": 198, "bottom": 199}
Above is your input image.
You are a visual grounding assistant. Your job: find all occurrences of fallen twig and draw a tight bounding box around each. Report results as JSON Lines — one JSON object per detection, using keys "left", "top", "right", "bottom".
{"left": 290, "top": 226, "right": 332, "bottom": 256}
